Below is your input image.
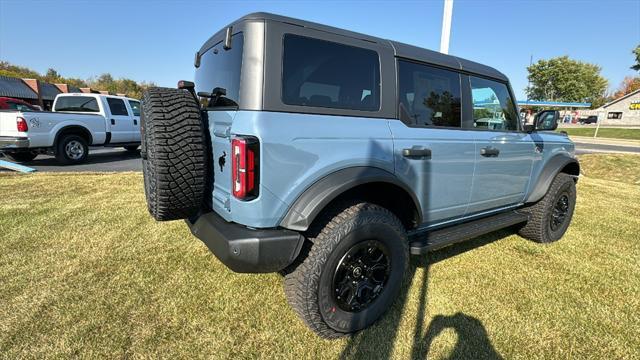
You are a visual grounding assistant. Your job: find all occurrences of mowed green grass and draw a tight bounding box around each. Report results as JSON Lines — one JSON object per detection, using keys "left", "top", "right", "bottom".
{"left": 1, "top": 154, "right": 639, "bottom": 359}
{"left": 560, "top": 127, "right": 640, "bottom": 140}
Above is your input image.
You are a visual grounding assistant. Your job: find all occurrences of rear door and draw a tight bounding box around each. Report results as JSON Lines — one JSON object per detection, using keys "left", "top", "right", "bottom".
{"left": 105, "top": 97, "right": 134, "bottom": 143}
{"left": 466, "top": 76, "right": 534, "bottom": 213}
{"left": 390, "top": 61, "right": 475, "bottom": 225}
{"left": 126, "top": 99, "right": 141, "bottom": 142}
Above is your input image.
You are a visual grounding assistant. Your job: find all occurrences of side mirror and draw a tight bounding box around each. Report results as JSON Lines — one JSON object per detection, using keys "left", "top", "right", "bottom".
{"left": 534, "top": 110, "right": 559, "bottom": 131}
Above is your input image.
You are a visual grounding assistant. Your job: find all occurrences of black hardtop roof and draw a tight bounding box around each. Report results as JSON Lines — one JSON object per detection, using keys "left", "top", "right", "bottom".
{"left": 206, "top": 12, "right": 508, "bottom": 82}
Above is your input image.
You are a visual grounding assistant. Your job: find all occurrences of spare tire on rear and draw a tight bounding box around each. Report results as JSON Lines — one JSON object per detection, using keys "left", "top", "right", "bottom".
{"left": 141, "top": 87, "right": 208, "bottom": 221}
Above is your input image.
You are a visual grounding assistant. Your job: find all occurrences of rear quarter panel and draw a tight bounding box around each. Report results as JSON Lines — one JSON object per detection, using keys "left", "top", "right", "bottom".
{"left": 216, "top": 110, "right": 395, "bottom": 228}
{"left": 23, "top": 113, "right": 106, "bottom": 147}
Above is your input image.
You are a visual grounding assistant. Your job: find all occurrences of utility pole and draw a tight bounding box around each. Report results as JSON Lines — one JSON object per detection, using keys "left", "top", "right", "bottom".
{"left": 440, "top": 0, "right": 454, "bottom": 54}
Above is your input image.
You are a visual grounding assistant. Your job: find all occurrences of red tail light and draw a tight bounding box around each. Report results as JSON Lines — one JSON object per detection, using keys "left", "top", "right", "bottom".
{"left": 16, "top": 117, "right": 28, "bottom": 132}
{"left": 231, "top": 136, "right": 259, "bottom": 200}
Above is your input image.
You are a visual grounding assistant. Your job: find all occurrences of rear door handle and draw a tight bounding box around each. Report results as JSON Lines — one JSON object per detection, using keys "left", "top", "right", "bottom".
{"left": 480, "top": 147, "right": 500, "bottom": 157}
{"left": 133, "top": 119, "right": 138, "bottom": 125}
{"left": 403, "top": 147, "right": 431, "bottom": 159}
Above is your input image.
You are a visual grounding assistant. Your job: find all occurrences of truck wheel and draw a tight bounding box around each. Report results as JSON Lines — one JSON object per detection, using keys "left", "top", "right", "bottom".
{"left": 4, "top": 151, "right": 38, "bottom": 163}
{"left": 55, "top": 134, "right": 89, "bottom": 164}
{"left": 141, "top": 87, "right": 207, "bottom": 221}
{"left": 518, "top": 173, "right": 576, "bottom": 243}
{"left": 284, "top": 201, "right": 408, "bottom": 338}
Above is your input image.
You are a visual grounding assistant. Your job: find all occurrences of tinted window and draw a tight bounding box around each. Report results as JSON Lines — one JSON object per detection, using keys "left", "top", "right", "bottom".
{"left": 398, "top": 61, "right": 461, "bottom": 127}
{"left": 195, "top": 32, "right": 243, "bottom": 108}
{"left": 282, "top": 34, "right": 380, "bottom": 111}
{"left": 107, "top": 98, "right": 129, "bottom": 116}
{"left": 7, "top": 102, "right": 34, "bottom": 111}
{"left": 128, "top": 100, "right": 140, "bottom": 116}
{"left": 54, "top": 96, "right": 100, "bottom": 112}
{"left": 470, "top": 77, "right": 518, "bottom": 131}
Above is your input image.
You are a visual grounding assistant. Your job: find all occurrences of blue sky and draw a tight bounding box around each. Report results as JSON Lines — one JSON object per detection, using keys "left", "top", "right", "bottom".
{"left": 1, "top": 0, "right": 639, "bottom": 99}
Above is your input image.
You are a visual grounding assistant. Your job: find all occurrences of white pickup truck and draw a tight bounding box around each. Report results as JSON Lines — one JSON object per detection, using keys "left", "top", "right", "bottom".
{"left": 0, "top": 93, "right": 141, "bottom": 164}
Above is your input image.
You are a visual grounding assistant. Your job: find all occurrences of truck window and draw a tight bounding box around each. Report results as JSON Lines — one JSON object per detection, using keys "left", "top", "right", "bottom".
{"left": 54, "top": 96, "right": 100, "bottom": 112}
{"left": 397, "top": 61, "right": 461, "bottom": 127}
{"left": 7, "top": 102, "right": 34, "bottom": 112}
{"left": 195, "top": 32, "right": 243, "bottom": 108}
{"left": 107, "top": 98, "right": 129, "bottom": 116}
{"left": 128, "top": 100, "right": 140, "bottom": 116}
{"left": 282, "top": 34, "right": 380, "bottom": 111}
{"left": 469, "top": 77, "right": 518, "bottom": 131}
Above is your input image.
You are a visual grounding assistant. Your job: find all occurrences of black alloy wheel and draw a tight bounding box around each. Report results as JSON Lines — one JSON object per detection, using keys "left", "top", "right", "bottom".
{"left": 332, "top": 240, "right": 391, "bottom": 312}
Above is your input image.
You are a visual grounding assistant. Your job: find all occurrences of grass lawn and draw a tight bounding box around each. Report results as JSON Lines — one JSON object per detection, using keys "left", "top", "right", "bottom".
{"left": 1, "top": 154, "right": 639, "bottom": 359}
{"left": 559, "top": 127, "right": 640, "bottom": 141}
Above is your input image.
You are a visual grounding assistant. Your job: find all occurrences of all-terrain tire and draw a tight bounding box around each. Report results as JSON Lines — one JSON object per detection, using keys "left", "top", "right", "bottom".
{"left": 141, "top": 87, "right": 207, "bottom": 221}
{"left": 284, "top": 201, "right": 409, "bottom": 339}
{"left": 518, "top": 173, "right": 576, "bottom": 243}
{"left": 55, "top": 134, "right": 89, "bottom": 164}
{"left": 4, "top": 151, "right": 38, "bottom": 163}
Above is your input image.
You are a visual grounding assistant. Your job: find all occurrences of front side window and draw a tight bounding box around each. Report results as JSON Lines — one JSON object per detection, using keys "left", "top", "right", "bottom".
{"left": 282, "top": 34, "right": 380, "bottom": 111}
{"left": 54, "top": 96, "right": 100, "bottom": 112}
{"left": 128, "top": 100, "right": 140, "bottom": 116}
{"left": 470, "top": 77, "right": 518, "bottom": 131}
{"left": 195, "top": 32, "right": 244, "bottom": 108}
{"left": 107, "top": 98, "right": 129, "bottom": 116}
{"left": 397, "top": 61, "right": 461, "bottom": 127}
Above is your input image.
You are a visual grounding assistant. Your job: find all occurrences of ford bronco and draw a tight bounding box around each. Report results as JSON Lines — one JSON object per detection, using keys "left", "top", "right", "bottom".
{"left": 141, "top": 13, "right": 579, "bottom": 338}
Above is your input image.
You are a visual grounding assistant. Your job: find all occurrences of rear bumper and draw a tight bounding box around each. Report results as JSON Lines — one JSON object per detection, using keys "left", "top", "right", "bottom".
{"left": 0, "top": 136, "right": 29, "bottom": 150}
{"left": 186, "top": 211, "right": 305, "bottom": 273}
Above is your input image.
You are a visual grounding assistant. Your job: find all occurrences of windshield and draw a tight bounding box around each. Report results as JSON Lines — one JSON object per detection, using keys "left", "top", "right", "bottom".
{"left": 195, "top": 32, "right": 244, "bottom": 109}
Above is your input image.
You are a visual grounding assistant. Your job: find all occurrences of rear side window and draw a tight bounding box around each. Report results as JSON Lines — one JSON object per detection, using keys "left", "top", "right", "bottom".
{"left": 282, "top": 34, "right": 380, "bottom": 111}
{"left": 397, "top": 60, "right": 461, "bottom": 127}
{"left": 469, "top": 77, "right": 518, "bottom": 131}
{"left": 54, "top": 96, "right": 100, "bottom": 112}
{"left": 106, "top": 98, "right": 129, "bottom": 116}
{"left": 128, "top": 100, "right": 140, "bottom": 116}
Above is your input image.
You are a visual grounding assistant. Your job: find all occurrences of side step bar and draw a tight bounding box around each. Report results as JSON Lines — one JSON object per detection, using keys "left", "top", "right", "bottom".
{"left": 409, "top": 211, "right": 528, "bottom": 255}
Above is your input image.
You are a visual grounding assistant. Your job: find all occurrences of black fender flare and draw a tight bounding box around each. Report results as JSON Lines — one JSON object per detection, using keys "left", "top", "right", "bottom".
{"left": 526, "top": 154, "right": 580, "bottom": 203}
{"left": 279, "top": 166, "right": 423, "bottom": 231}
{"left": 54, "top": 125, "right": 94, "bottom": 147}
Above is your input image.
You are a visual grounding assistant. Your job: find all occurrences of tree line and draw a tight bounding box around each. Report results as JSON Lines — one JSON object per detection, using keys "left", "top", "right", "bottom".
{"left": 0, "top": 62, "right": 155, "bottom": 100}
{"left": 525, "top": 45, "right": 640, "bottom": 109}
{"left": 3, "top": 45, "right": 639, "bottom": 106}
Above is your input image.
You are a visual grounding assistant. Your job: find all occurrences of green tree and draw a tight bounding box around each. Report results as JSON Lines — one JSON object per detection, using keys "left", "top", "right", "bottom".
{"left": 0, "top": 61, "right": 154, "bottom": 98}
{"left": 0, "top": 61, "right": 42, "bottom": 79}
{"left": 632, "top": 45, "right": 640, "bottom": 71}
{"left": 525, "top": 56, "right": 608, "bottom": 109}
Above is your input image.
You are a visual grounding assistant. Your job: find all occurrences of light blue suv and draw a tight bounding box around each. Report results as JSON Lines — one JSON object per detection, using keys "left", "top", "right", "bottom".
{"left": 141, "top": 13, "right": 579, "bottom": 338}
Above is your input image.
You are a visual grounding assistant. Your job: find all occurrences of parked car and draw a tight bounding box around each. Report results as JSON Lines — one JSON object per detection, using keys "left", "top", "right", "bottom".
{"left": 0, "top": 97, "right": 38, "bottom": 111}
{"left": 0, "top": 93, "right": 141, "bottom": 164}
{"left": 141, "top": 13, "right": 579, "bottom": 338}
{"left": 579, "top": 115, "right": 598, "bottom": 124}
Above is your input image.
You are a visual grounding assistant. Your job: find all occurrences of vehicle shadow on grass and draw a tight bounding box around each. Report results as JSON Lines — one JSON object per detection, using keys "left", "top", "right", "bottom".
{"left": 339, "top": 230, "right": 511, "bottom": 360}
